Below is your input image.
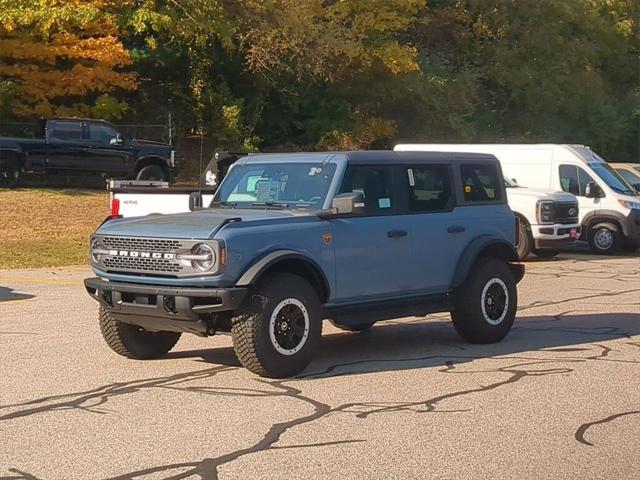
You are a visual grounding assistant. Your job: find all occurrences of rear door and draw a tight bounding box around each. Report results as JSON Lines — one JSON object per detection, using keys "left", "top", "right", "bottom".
{"left": 330, "top": 164, "right": 415, "bottom": 303}
{"left": 46, "top": 120, "right": 88, "bottom": 170}
{"left": 401, "top": 162, "right": 464, "bottom": 293}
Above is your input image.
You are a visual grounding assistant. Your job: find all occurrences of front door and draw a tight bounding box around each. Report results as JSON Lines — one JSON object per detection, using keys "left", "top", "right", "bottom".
{"left": 331, "top": 165, "right": 414, "bottom": 303}
{"left": 85, "top": 122, "right": 132, "bottom": 175}
{"left": 46, "top": 120, "right": 88, "bottom": 170}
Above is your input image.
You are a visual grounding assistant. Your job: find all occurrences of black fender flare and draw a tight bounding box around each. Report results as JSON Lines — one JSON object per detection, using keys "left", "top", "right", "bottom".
{"left": 134, "top": 156, "right": 168, "bottom": 174}
{"left": 236, "top": 250, "right": 331, "bottom": 302}
{"left": 0, "top": 143, "right": 25, "bottom": 168}
{"left": 450, "top": 236, "right": 522, "bottom": 289}
{"left": 582, "top": 210, "right": 631, "bottom": 237}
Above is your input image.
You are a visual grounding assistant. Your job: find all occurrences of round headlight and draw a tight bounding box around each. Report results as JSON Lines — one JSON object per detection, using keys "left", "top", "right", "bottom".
{"left": 91, "top": 239, "right": 101, "bottom": 263}
{"left": 192, "top": 243, "right": 216, "bottom": 272}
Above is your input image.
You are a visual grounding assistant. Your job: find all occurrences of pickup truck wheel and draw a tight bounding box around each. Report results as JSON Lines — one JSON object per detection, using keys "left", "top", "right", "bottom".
{"left": 451, "top": 257, "right": 517, "bottom": 344}
{"left": 136, "top": 165, "right": 167, "bottom": 181}
{"left": 231, "top": 273, "right": 322, "bottom": 378}
{"left": 329, "top": 320, "right": 375, "bottom": 332}
{"left": 532, "top": 248, "right": 559, "bottom": 259}
{"left": 516, "top": 217, "right": 532, "bottom": 260}
{"left": 0, "top": 163, "right": 20, "bottom": 188}
{"left": 588, "top": 226, "right": 620, "bottom": 255}
{"left": 99, "top": 306, "right": 181, "bottom": 359}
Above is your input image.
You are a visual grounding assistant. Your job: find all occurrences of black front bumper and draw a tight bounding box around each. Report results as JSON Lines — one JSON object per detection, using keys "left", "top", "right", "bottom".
{"left": 84, "top": 277, "right": 247, "bottom": 334}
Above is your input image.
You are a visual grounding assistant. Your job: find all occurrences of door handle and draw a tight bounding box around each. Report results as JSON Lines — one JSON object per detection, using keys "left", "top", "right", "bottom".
{"left": 447, "top": 225, "right": 466, "bottom": 234}
{"left": 387, "top": 229, "right": 408, "bottom": 238}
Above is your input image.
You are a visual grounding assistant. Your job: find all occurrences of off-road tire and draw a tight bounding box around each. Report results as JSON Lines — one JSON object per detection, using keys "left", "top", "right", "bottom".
{"left": 587, "top": 225, "right": 621, "bottom": 255}
{"left": 99, "top": 306, "right": 181, "bottom": 359}
{"left": 136, "top": 164, "right": 167, "bottom": 181}
{"left": 516, "top": 217, "right": 532, "bottom": 260}
{"left": 532, "top": 248, "right": 559, "bottom": 259}
{"left": 231, "top": 272, "right": 322, "bottom": 378}
{"left": 451, "top": 257, "right": 518, "bottom": 344}
{"left": 329, "top": 320, "right": 375, "bottom": 332}
{"left": 0, "top": 160, "right": 20, "bottom": 188}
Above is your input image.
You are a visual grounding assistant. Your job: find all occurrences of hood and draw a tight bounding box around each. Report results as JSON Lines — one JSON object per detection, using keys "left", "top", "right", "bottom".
{"left": 96, "top": 208, "right": 295, "bottom": 239}
{"left": 506, "top": 186, "right": 576, "bottom": 203}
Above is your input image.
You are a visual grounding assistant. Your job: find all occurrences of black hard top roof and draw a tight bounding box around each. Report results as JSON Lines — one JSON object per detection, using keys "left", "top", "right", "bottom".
{"left": 341, "top": 150, "right": 498, "bottom": 164}
{"left": 245, "top": 150, "right": 498, "bottom": 164}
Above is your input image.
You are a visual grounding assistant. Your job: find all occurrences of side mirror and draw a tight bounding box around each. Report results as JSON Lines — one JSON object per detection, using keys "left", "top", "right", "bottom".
{"left": 109, "top": 133, "right": 124, "bottom": 145}
{"left": 511, "top": 178, "right": 518, "bottom": 185}
{"left": 189, "top": 191, "right": 203, "bottom": 211}
{"left": 584, "top": 181, "right": 600, "bottom": 198}
{"left": 331, "top": 192, "right": 365, "bottom": 215}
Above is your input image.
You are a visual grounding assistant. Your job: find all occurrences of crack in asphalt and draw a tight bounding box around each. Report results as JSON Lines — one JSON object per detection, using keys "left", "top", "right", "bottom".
{"left": 575, "top": 410, "right": 640, "bottom": 446}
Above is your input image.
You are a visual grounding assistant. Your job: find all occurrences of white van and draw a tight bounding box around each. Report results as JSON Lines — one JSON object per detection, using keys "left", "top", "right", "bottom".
{"left": 395, "top": 144, "right": 640, "bottom": 255}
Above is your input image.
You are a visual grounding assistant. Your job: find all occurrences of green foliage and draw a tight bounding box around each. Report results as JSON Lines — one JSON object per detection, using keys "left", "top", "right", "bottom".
{"left": 1, "top": 0, "right": 637, "bottom": 163}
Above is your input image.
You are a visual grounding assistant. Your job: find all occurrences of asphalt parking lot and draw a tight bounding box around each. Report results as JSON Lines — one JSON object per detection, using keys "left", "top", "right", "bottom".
{"left": 1, "top": 251, "right": 639, "bottom": 480}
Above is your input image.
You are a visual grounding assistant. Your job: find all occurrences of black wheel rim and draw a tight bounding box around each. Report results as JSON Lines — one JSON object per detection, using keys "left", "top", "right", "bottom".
{"left": 483, "top": 281, "right": 508, "bottom": 324}
{"left": 273, "top": 303, "right": 307, "bottom": 351}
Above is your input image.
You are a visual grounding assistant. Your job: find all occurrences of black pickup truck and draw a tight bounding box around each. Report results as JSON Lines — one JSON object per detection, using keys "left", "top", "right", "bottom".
{"left": 0, "top": 118, "right": 176, "bottom": 186}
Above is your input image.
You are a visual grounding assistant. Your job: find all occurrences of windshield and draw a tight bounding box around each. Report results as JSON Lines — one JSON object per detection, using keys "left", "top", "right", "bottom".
{"left": 576, "top": 148, "right": 635, "bottom": 195}
{"left": 212, "top": 161, "right": 337, "bottom": 209}
{"left": 588, "top": 162, "right": 636, "bottom": 195}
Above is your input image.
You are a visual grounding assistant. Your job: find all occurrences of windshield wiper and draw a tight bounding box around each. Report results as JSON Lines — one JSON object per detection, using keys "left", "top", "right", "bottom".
{"left": 251, "top": 201, "right": 289, "bottom": 209}
{"left": 211, "top": 201, "right": 237, "bottom": 208}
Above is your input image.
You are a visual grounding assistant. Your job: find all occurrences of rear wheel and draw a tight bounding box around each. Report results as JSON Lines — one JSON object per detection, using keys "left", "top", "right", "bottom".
{"left": 330, "top": 320, "right": 375, "bottom": 332}
{"left": 99, "top": 306, "right": 181, "bottom": 359}
{"left": 231, "top": 273, "right": 322, "bottom": 377}
{"left": 451, "top": 257, "right": 517, "bottom": 343}
{"left": 588, "top": 225, "right": 621, "bottom": 255}
{"left": 136, "top": 164, "right": 167, "bottom": 181}
{"left": 0, "top": 160, "right": 20, "bottom": 188}
{"left": 515, "top": 217, "right": 532, "bottom": 260}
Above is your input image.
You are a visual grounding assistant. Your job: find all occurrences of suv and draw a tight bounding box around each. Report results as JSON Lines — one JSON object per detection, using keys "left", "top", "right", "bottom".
{"left": 84, "top": 151, "right": 524, "bottom": 377}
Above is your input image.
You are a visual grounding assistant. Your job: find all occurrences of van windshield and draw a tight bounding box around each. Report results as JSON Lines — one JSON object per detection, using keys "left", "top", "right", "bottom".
{"left": 577, "top": 148, "right": 636, "bottom": 195}
{"left": 211, "top": 161, "right": 337, "bottom": 209}
{"left": 589, "top": 162, "right": 636, "bottom": 196}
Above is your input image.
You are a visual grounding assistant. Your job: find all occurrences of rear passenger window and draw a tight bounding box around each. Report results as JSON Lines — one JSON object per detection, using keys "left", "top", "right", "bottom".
{"left": 407, "top": 165, "right": 453, "bottom": 212}
{"left": 460, "top": 164, "right": 502, "bottom": 202}
{"left": 51, "top": 121, "right": 84, "bottom": 141}
{"left": 339, "top": 166, "right": 397, "bottom": 214}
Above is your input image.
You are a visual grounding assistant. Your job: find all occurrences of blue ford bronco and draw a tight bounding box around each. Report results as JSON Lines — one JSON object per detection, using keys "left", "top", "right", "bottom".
{"left": 85, "top": 151, "right": 524, "bottom": 377}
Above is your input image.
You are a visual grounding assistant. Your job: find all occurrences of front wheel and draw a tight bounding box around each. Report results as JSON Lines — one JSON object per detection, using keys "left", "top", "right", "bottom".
{"left": 588, "top": 226, "right": 621, "bottom": 255}
{"left": 515, "top": 217, "right": 532, "bottom": 260}
{"left": 0, "top": 162, "right": 20, "bottom": 188}
{"left": 451, "top": 257, "right": 517, "bottom": 343}
{"left": 99, "top": 306, "right": 181, "bottom": 359}
{"left": 231, "top": 273, "right": 322, "bottom": 377}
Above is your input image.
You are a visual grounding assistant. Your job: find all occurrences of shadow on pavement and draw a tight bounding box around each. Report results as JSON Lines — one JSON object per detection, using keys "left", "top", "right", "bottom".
{"left": 167, "top": 312, "right": 640, "bottom": 378}
{"left": 0, "top": 286, "right": 35, "bottom": 303}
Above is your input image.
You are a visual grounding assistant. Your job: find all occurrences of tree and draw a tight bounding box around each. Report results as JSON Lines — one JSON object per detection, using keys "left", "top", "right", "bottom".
{"left": 0, "top": 0, "right": 137, "bottom": 119}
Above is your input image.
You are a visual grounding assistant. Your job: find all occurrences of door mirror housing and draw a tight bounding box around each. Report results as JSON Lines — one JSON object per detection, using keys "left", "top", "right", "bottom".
{"left": 331, "top": 192, "right": 366, "bottom": 215}
{"left": 584, "top": 181, "right": 601, "bottom": 198}
{"left": 189, "top": 191, "right": 203, "bottom": 211}
{"left": 109, "top": 133, "right": 124, "bottom": 145}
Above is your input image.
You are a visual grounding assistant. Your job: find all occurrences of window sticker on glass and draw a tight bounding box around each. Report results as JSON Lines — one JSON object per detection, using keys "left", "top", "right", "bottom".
{"left": 255, "top": 179, "right": 272, "bottom": 201}
{"left": 378, "top": 198, "right": 391, "bottom": 209}
{"left": 308, "top": 166, "right": 323, "bottom": 176}
{"left": 407, "top": 168, "right": 415, "bottom": 187}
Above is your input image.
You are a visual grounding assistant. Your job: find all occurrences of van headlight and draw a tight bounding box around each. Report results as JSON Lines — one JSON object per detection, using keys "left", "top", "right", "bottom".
{"left": 618, "top": 199, "right": 640, "bottom": 210}
{"left": 536, "top": 201, "right": 555, "bottom": 224}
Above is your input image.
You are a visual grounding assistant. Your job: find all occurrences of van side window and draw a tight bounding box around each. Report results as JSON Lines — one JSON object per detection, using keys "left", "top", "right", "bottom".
{"left": 559, "top": 165, "right": 595, "bottom": 196}
{"left": 460, "top": 163, "right": 502, "bottom": 202}
{"left": 407, "top": 165, "right": 454, "bottom": 212}
{"left": 340, "top": 166, "right": 397, "bottom": 214}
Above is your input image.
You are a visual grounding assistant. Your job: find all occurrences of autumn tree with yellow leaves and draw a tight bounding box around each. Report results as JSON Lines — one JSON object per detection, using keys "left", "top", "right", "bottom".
{"left": 0, "top": 0, "right": 136, "bottom": 119}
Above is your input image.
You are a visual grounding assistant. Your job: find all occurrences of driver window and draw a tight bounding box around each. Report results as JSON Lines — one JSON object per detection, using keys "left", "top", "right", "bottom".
{"left": 560, "top": 165, "right": 595, "bottom": 196}
{"left": 89, "top": 123, "right": 118, "bottom": 144}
